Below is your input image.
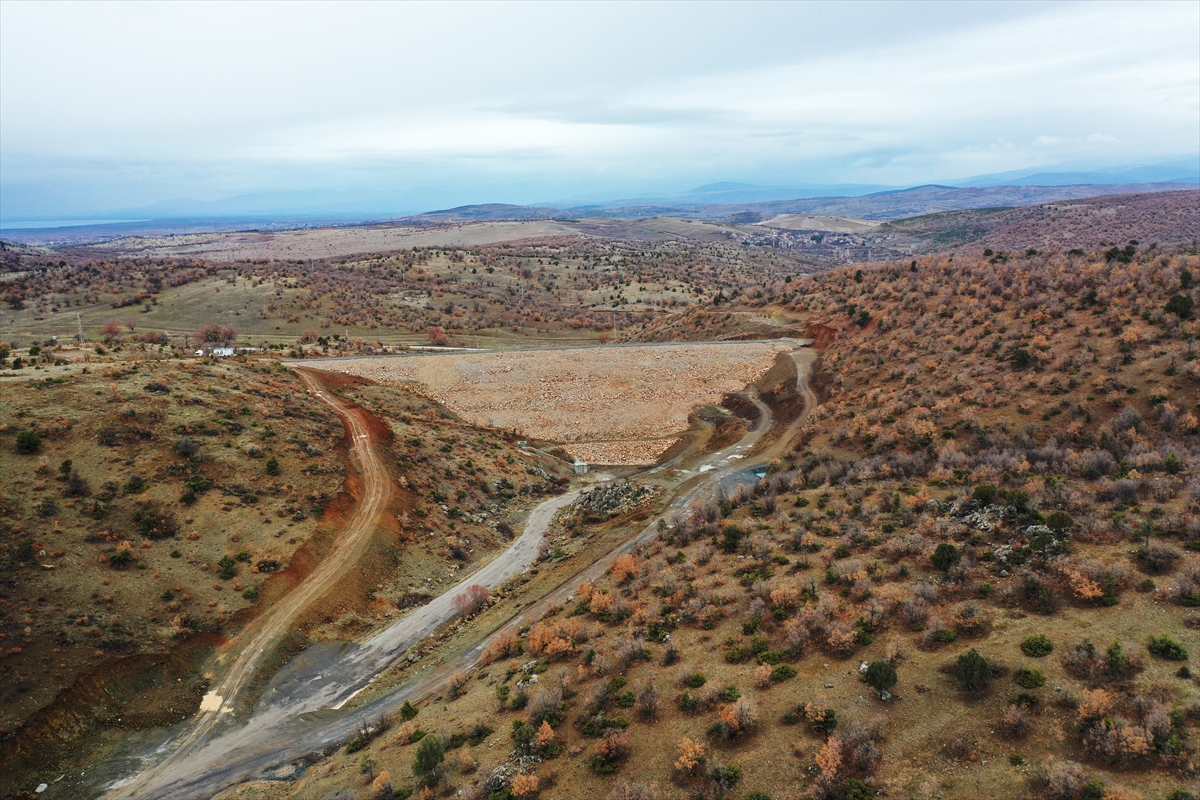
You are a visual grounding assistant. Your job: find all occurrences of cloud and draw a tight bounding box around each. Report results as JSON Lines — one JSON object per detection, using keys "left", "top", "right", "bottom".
{"left": 1034, "top": 134, "right": 1121, "bottom": 147}
{"left": 2, "top": 1, "right": 1196, "bottom": 218}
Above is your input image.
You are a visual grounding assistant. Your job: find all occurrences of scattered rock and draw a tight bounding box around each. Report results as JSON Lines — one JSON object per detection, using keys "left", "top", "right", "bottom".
{"left": 570, "top": 480, "right": 661, "bottom": 521}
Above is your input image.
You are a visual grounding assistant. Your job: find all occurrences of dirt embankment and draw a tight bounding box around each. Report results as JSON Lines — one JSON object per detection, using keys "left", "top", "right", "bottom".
{"left": 808, "top": 356, "right": 833, "bottom": 405}
{"left": 656, "top": 403, "right": 747, "bottom": 464}
{"left": 754, "top": 349, "right": 800, "bottom": 395}
{"left": 720, "top": 391, "right": 762, "bottom": 426}
{"left": 804, "top": 322, "right": 838, "bottom": 350}
{"left": 0, "top": 635, "right": 217, "bottom": 787}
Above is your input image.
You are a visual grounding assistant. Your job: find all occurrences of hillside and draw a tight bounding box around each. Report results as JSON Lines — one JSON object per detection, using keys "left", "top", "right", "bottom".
{"left": 0, "top": 350, "right": 572, "bottom": 789}
{"left": 393, "top": 183, "right": 1198, "bottom": 225}
{"left": 881, "top": 190, "right": 1200, "bottom": 252}
{"left": 0, "top": 193, "right": 1196, "bottom": 800}
{"left": 230, "top": 245, "right": 1200, "bottom": 800}
{"left": 0, "top": 237, "right": 814, "bottom": 350}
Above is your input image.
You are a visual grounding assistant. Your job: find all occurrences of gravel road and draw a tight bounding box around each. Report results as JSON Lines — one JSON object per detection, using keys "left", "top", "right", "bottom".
{"left": 99, "top": 346, "right": 814, "bottom": 800}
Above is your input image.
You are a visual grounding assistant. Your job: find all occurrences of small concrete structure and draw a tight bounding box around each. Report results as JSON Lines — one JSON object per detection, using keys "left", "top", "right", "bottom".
{"left": 574, "top": 459, "right": 589, "bottom": 474}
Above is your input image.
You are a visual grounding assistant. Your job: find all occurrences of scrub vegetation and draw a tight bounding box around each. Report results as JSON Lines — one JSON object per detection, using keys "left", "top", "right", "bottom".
{"left": 0, "top": 188, "right": 1196, "bottom": 799}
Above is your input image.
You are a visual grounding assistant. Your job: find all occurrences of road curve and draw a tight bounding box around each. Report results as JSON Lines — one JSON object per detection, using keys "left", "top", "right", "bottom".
{"left": 101, "top": 347, "right": 816, "bottom": 800}
{"left": 106, "top": 368, "right": 392, "bottom": 799}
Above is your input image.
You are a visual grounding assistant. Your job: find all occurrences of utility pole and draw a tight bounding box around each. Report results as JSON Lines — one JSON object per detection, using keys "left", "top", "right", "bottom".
{"left": 77, "top": 313, "right": 88, "bottom": 363}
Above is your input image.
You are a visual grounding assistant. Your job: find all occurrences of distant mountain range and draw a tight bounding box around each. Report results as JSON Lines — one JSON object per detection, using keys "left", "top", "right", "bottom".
{"left": 954, "top": 158, "right": 1198, "bottom": 188}
{"left": 1, "top": 158, "right": 1196, "bottom": 244}
{"left": 122, "top": 159, "right": 1200, "bottom": 224}
{"left": 406, "top": 181, "right": 1198, "bottom": 225}
{"left": 549, "top": 181, "right": 898, "bottom": 208}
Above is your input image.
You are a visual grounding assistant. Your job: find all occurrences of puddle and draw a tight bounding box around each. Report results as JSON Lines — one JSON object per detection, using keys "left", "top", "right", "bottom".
{"left": 256, "top": 640, "right": 361, "bottom": 711}
{"left": 719, "top": 466, "right": 764, "bottom": 493}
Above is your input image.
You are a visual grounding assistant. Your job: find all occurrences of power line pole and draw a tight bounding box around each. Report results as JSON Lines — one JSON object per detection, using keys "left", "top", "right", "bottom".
{"left": 77, "top": 313, "right": 88, "bottom": 363}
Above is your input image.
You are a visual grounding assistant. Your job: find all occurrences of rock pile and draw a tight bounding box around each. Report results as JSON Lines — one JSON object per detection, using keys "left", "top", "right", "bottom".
{"left": 571, "top": 480, "right": 661, "bottom": 522}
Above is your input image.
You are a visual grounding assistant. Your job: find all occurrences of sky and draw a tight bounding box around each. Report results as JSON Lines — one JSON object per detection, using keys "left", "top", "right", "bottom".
{"left": 1, "top": 0, "right": 1198, "bottom": 222}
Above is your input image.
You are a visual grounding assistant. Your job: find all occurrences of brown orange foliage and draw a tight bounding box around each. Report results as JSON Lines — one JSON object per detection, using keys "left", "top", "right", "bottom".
{"left": 510, "top": 773, "right": 540, "bottom": 797}
{"left": 673, "top": 737, "right": 708, "bottom": 776}
{"left": 524, "top": 618, "right": 584, "bottom": 659}
{"left": 610, "top": 554, "right": 639, "bottom": 584}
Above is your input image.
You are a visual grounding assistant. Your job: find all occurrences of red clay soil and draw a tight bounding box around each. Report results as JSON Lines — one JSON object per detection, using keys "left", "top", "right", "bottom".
{"left": 305, "top": 369, "right": 396, "bottom": 441}
{"left": 252, "top": 472, "right": 357, "bottom": 611}
{"left": 301, "top": 368, "right": 371, "bottom": 391}
{"left": 804, "top": 322, "right": 839, "bottom": 350}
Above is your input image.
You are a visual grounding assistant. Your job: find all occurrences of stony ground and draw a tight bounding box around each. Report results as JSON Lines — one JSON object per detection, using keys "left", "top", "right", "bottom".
{"left": 319, "top": 342, "right": 791, "bottom": 465}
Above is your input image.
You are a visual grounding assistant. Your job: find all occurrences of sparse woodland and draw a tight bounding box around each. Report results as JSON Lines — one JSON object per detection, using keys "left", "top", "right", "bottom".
{"left": 0, "top": 192, "right": 1198, "bottom": 800}
{"left": 0, "top": 239, "right": 813, "bottom": 347}
{"left": 274, "top": 244, "right": 1198, "bottom": 800}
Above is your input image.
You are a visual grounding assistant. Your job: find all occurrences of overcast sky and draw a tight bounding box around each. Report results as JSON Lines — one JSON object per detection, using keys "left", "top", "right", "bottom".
{"left": 2, "top": 0, "right": 1197, "bottom": 220}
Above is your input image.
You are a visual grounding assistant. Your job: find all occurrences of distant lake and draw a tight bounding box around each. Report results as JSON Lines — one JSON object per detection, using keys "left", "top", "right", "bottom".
{"left": 0, "top": 219, "right": 148, "bottom": 231}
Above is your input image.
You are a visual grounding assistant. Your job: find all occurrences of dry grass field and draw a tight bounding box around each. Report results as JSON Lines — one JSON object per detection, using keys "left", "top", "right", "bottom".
{"left": 316, "top": 342, "right": 793, "bottom": 465}
{"left": 78, "top": 222, "right": 585, "bottom": 261}
{"left": 66, "top": 217, "right": 751, "bottom": 262}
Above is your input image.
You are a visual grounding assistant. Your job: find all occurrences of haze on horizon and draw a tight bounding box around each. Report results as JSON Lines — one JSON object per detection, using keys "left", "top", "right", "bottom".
{"left": 1, "top": 0, "right": 1198, "bottom": 224}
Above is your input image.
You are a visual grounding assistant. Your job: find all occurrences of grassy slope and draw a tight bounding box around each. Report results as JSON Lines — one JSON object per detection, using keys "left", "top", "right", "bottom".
{"left": 238, "top": 246, "right": 1200, "bottom": 800}
{"left": 0, "top": 357, "right": 342, "bottom": 720}
{"left": 0, "top": 353, "right": 573, "bottom": 792}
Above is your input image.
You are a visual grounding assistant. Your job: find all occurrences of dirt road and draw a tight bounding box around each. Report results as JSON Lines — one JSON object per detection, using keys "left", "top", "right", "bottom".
{"left": 105, "top": 369, "right": 392, "bottom": 799}
{"left": 99, "top": 346, "right": 816, "bottom": 800}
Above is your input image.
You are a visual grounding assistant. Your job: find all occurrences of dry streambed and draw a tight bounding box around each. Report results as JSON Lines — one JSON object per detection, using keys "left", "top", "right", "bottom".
{"left": 319, "top": 342, "right": 791, "bottom": 464}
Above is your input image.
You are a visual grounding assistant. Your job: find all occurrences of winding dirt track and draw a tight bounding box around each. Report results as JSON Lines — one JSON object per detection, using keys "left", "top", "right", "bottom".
{"left": 106, "top": 369, "right": 392, "bottom": 799}
{"left": 101, "top": 348, "right": 816, "bottom": 800}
